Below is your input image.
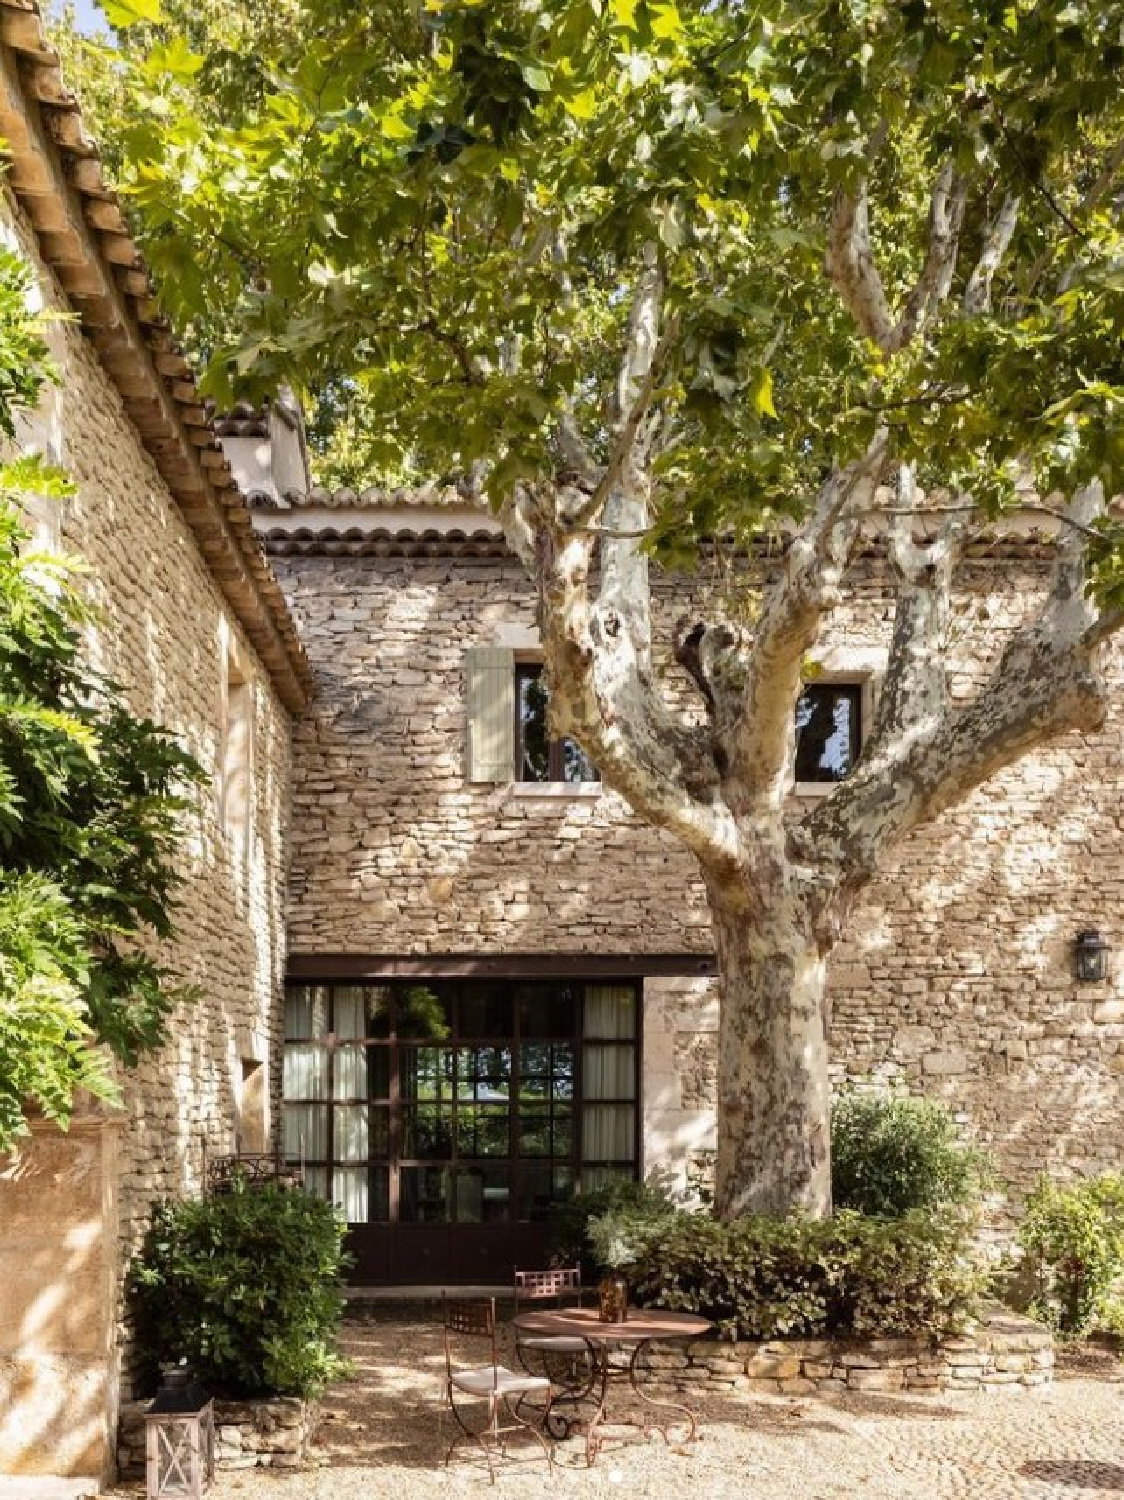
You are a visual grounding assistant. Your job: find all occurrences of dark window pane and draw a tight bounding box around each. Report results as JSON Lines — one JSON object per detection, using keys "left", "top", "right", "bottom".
{"left": 561, "top": 737, "right": 599, "bottom": 784}
{"left": 518, "top": 1163, "right": 574, "bottom": 1222}
{"left": 518, "top": 984, "right": 577, "bottom": 1038}
{"left": 367, "top": 1046, "right": 391, "bottom": 1100}
{"left": 519, "top": 1105, "right": 551, "bottom": 1157}
{"left": 459, "top": 985, "right": 513, "bottom": 1038}
{"left": 365, "top": 987, "right": 392, "bottom": 1039}
{"left": 400, "top": 1165, "right": 451, "bottom": 1223}
{"left": 396, "top": 985, "right": 452, "bottom": 1040}
{"left": 370, "top": 1165, "right": 390, "bottom": 1223}
{"left": 457, "top": 1104, "right": 510, "bottom": 1158}
{"left": 370, "top": 1104, "right": 390, "bottom": 1157}
{"left": 457, "top": 1046, "right": 511, "bottom": 1101}
{"left": 455, "top": 1165, "right": 510, "bottom": 1223}
{"left": 518, "top": 669, "right": 550, "bottom": 781}
{"left": 517, "top": 667, "right": 597, "bottom": 783}
{"left": 795, "top": 683, "right": 862, "bottom": 783}
{"left": 403, "top": 1104, "right": 453, "bottom": 1158}
{"left": 401, "top": 1047, "right": 454, "bottom": 1103}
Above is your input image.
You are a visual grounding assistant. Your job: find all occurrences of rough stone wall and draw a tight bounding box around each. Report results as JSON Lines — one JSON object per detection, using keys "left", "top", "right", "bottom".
{"left": 273, "top": 542, "right": 1124, "bottom": 1221}
{"left": 646, "top": 1306, "right": 1055, "bottom": 1397}
{"left": 0, "top": 195, "right": 292, "bottom": 1472}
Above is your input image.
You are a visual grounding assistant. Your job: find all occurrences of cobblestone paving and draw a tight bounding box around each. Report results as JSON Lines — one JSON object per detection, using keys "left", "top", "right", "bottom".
{"left": 106, "top": 1311, "right": 1123, "bottom": 1500}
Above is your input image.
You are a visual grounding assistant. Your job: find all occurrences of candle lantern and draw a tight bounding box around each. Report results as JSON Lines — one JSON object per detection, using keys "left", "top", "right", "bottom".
{"left": 144, "top": 1368, "right": 215, "bottom": 1499}
{"left": 1074, "top": 929, "right": 1110, "bottom": 983}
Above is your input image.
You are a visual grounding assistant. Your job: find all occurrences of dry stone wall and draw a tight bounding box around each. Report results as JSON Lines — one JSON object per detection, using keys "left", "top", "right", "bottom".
{"left": 647, "top": 1306, "right": 1054, "bottom": 1397}
{"left": 272, "top": 536, "right": 1124, "bottom": 1221}
{"left": 0, "top": 195, "right": 292, "bottom": 1473}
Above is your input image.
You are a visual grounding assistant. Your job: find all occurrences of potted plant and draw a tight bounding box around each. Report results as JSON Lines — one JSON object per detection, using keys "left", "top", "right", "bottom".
{"left": 586, "top": 1209, "right": 652, "bottom": 1323}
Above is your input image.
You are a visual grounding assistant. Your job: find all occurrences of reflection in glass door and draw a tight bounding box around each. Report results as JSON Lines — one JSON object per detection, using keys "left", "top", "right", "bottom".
{"left": 281, "top": 979, "right": 639, "bottom": 1266}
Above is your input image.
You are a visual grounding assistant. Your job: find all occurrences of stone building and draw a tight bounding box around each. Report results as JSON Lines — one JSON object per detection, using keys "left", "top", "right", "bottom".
{"left": 251, "top": 481, "right": 1124, "bottom": 1286}
{"left": 0, "top": 0, "right": 1122, "bottom": 1484}
{"left": 0, "top": 3, "right": 311, "bottom": 1481}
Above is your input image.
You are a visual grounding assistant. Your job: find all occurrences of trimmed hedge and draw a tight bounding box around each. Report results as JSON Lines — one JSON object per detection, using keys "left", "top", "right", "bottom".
{"left": 129, "top": 1179, "right": 350, "bottom": 1397}
{"left": 627, "top": 1209, "right": 986, "bottom": 1340}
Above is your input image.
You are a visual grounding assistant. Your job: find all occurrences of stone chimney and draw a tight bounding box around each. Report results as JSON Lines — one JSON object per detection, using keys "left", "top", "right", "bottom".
{"left": 215, "top": 387, "right": 310, "bottom": 507}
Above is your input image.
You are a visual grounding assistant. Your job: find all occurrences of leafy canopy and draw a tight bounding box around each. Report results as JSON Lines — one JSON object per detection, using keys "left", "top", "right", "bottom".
{"left": 0, "top": 241, "right": 204, "bottom": 1151}
{"left": 72, "top": 0, "right": 1124, "bottom": 543}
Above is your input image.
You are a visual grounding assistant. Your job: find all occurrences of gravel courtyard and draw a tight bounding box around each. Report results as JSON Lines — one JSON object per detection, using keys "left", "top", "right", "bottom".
{"left": 108, "top": 1307, "right": 1123, "bottom": 1500}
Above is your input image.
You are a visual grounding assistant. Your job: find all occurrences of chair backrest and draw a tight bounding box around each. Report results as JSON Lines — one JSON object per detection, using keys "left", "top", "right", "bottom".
{"left": 442, "top": 1295, "right": 500, "bottom": 1385}
{"left": 513, "top": 1266, "right": 582, "bottom": 1314}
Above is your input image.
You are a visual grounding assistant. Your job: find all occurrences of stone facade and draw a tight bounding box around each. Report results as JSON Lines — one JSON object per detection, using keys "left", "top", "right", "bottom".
{"left": 261, "top": 511, "right": 1124, "bottom": 1221}
{"left": 0, "top": 30, "right": 305, "bottom": 1474}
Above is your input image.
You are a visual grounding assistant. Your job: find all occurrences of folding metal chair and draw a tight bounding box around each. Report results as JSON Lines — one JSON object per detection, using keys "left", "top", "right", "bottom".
{"left": 442, "top": 1294, "right": 554, "bottom": 1483}
{"left": 513, "top": 1266, "right": 595, "bottom": 1437}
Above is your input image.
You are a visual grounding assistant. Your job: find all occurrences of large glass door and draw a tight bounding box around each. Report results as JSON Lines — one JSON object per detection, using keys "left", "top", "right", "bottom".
{"left": 282, "top": 978, "right": 640, "bottom": 1282}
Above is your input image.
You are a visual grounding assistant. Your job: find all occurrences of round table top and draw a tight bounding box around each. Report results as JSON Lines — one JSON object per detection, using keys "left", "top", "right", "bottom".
{"left": 512, "top": 1306, "right": 712, "bottom": 1343}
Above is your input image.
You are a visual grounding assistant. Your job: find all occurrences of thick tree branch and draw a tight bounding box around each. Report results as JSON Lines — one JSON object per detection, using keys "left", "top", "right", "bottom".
{"left": 534, "top": 488, "right": 742, "bottom": 871}
{"left": 825, "top": 182, "right": 896, "bottom": 349}
{"left": 862, "top": 465, "right": 961, "bottom": 762}
{"left": 826, "top": 163, "right": 966, "bottom": 354}
{"left": 731, "top": 432, "right": 890, "bottom": 805}
{"left": 963, "top": 193, "right": 1020, "bottom": 314}
{"left": 797, "top": 481, "right": 1116, "bottom": 929}
{"left": 576, "top": 246, "right": 673, "bottom": 528}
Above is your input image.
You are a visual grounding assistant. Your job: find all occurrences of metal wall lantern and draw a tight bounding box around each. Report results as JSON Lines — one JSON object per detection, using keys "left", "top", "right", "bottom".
{"left": 145, "top": 1368, "right": 215, "bottom": 1499}
{"left": 1074, "top": 929, "right": 1110, "bottom": 984}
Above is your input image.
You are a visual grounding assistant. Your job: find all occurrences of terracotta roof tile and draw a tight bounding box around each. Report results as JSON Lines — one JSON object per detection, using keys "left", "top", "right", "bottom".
{"left": 0, "top": 0, "right": 313, "bottom": 712}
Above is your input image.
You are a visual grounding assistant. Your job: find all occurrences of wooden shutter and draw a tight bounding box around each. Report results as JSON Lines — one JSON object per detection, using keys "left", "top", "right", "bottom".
{"left": 466, "top": 647, "right": 515, "bottom": 782}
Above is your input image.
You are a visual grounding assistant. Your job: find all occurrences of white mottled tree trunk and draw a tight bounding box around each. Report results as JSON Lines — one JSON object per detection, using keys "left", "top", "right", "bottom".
{"left": 708, "top": 879, "right": 832, "bottom": 1219}
{"left": 497, "top": 231, "right": 1120, "bottom": 1225}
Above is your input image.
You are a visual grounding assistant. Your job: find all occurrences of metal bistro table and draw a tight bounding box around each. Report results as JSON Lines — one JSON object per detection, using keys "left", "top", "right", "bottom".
{"left": 512, "top": 1305, "right": 712, "bottom": 1465}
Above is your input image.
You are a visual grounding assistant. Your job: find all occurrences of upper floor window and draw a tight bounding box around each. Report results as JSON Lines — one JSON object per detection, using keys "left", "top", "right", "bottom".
{"left": 795, "top": 682, "right": 862, "bottom": 783}
{"left": 515, "top": 665, "right": 599, "bottom": 785}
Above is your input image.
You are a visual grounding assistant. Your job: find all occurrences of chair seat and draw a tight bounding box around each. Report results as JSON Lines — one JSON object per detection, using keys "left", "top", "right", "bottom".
{"left": 452, "top": 1365, "right": 551, "bottom": 1398}
{"left": 517, "top": 1334, "right": 590, "bottom": 1355}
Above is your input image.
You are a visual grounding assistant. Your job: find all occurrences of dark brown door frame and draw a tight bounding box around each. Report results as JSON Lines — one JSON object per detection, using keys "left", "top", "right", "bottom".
{"left": 287, "top": 953, "right": 718, "bottom": 982}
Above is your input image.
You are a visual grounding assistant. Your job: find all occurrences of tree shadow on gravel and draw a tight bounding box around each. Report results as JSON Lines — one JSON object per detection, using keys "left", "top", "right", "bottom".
{"left": 314, "top": 1309, "right": 970, "bottom": 1472}
{"left": 1021, "top": 1460, "right": 1124, "bottom": 1491}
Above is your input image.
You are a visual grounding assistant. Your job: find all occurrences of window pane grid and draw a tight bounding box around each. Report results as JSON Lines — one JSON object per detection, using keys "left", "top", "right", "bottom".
{"left": 283, "top": 980, "right": 639, "bottom": 1224}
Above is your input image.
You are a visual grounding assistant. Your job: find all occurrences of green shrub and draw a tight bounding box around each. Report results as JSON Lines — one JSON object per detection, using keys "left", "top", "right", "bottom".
{"left": 129, "top": 1179, "right": 350, "bottom": 1397}
{"left": 549, "top": 1177, "right": 677, "bottom": 1278}
{"left": 628, "top": 1209, "right": 986, "bottom": 1341}
{"left": 1018, "top": 1173, "right": 1124, "bottom": 1337}
{"left": 832, "top": 1091, "right": 990, "bottom": 1218}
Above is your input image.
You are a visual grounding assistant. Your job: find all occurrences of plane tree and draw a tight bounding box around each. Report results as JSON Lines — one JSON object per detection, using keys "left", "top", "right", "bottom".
{"left": 99, "top": 0, "right": 1124, "bottom": 1215}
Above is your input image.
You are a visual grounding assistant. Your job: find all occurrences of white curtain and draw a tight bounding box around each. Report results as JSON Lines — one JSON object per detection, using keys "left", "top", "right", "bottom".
{"left": 285, "top": 986, "right": 328, "bottom": 1041}
{"left": 283, "top": 1103, "right": 328, "bottom": 1161}
{"left": 283, "top": 1044, "right": 327, "bottom": 1099}
{"left": 334, "top": 1167, "right": 368, "bottom": 1224}
{"left": 582, "top": 1104, "right": 635, "bottom": 1163}
{"left": 333, "top": 1044, "right": 366, "bottom": 1100}
{"left": 583, "top": 1045, "right": 635, "bottom": 1101}
{"left": 583, "top": 985, "right": 636, "bottom": 1040}
{"left": 333, "top": 986, "right": 366, "bottom": 1040}
{"left": 334, "top": 1105, "right": 368, "bottom": 1162}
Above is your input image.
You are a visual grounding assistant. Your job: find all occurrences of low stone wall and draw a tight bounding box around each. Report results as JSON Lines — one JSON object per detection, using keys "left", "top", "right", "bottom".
{"left": 646, "top": 1306, "right": 1053, "bottom": 1397}
{"left": 117, "top": 1394, "right": 318, "bottom": 1475}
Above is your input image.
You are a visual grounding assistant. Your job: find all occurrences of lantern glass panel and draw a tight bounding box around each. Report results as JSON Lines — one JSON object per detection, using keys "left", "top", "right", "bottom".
{"left": 1075, "top": 931, "right": 1109, "bottom": 983}
{"left": 145, "top": 1400, "right": 214, "bottom": 1499}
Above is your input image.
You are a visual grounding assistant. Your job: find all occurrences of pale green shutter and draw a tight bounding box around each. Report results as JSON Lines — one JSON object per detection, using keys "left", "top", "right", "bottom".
{"left": 466, "top": 647, "right": 515, "bottom": 782}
